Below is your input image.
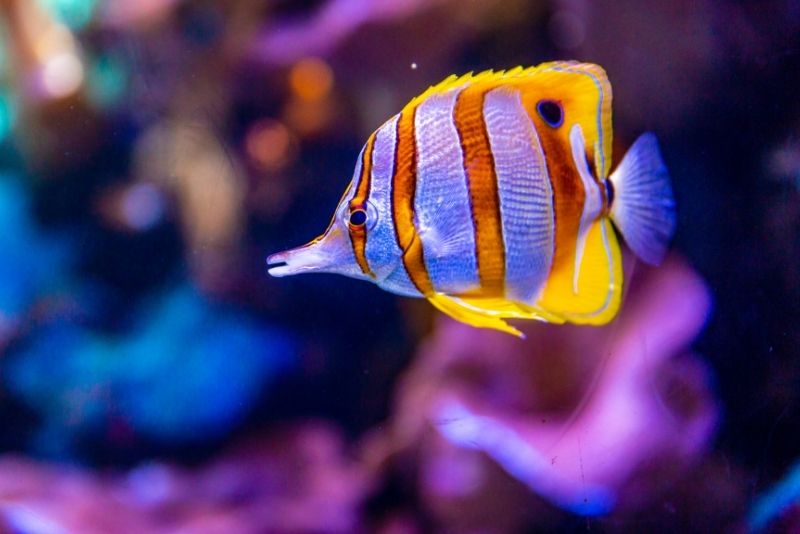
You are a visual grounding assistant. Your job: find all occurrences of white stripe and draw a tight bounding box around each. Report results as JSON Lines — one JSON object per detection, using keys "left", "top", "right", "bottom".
{"left": 414, "top": 87, "right": 480, "bottom": 294}
{"left": 483, "top": 87, "right": 554, "bottom": 303}
{"left": 570, "top": 124, "right": 603, "bottom": 293}
{"left": 366, "top": 115, "right": 420, "bottom": 297}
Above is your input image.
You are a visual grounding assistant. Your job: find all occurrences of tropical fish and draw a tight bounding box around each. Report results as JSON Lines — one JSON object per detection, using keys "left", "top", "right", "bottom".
{"left": 267, "top": 61, "right": 676, "bottom": 337}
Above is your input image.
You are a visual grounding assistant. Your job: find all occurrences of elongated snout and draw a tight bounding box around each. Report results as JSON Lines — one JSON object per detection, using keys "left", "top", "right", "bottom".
{"left": 266, "top": 242, "right": 327, "bottom": 277}
{"left": 266, "top": 227, "right": 356, "bottom": 278}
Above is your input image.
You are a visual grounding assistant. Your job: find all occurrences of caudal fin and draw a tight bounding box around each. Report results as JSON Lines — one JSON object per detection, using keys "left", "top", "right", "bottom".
{"left": 608, "top": 133, "right": 676, "bottom": 265}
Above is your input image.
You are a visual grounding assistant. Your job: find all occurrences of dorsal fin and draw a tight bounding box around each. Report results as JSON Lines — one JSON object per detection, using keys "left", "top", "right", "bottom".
{"left": 408, "top": 66, "right": 533, "bottom": 107}
{"left": 405, "top": 62, "right": 613, "bottom": 177}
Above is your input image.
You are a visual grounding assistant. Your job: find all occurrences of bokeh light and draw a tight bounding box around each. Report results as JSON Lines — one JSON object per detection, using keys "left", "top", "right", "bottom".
{"left": 36, "top": 0, "right": 98, "bottom": 30}
{"left": 289, "top": 57, "right": 334, "bottom": 102}
{"left": 0, "top": 89, "right": 18, "bottom": 142}
{"left": 41, "top": 50, "right": 83, "bottom": 98}
{"left": 86, "top": 51, "right": 128, "bottom": 109}
{"left": 245, "top": 118, "right": 295, "bottom": 172}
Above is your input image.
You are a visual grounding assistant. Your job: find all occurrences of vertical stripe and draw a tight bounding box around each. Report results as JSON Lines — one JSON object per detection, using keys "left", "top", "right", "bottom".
{"left": 454, "top": 85, "right": 506, "bottom": 295}
{"left": 483, "top": 87, "right": 554, "bottom": 303}
{"left": 351, "top": 133, "right": 375, "bottom": 207}
{"left": 366, "top": 115, "right": 421, "bottom": 297}
{"left": 569, "top": 124, "right": 603, "bottom": 292}
{"left": 348, "top": 132, "right": 376, "bottom": 277}
{"left": 392, "top": 106, "right": 434, "bottom": 294}
{"left": 414, "top": 88, "right": 480, "bottom": 294}
{"left": 526, "top": 105, "right": 585, "bottom": 278}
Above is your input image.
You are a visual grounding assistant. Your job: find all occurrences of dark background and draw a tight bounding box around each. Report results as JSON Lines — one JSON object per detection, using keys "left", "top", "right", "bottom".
{"left": 0, "top": 0, "right": 798, "bottom": 532}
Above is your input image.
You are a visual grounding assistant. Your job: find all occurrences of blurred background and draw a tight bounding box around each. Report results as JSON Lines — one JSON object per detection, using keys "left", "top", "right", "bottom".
{"left": 0, "top": 0, "right": 798, "bottom": 532}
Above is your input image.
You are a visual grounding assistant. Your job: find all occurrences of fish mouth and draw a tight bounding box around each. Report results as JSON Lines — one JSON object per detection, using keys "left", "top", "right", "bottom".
{"left": 265, "top": 255, "right": 292, "bottom": 277}
{"left": 267, "top": 226, "right": 358, "bottom": 278}
{"left": 267, "top": 245, "right": 320, "bottom": 277}
{"left": 266, "top": 235, "right": 337, "bottom": 278}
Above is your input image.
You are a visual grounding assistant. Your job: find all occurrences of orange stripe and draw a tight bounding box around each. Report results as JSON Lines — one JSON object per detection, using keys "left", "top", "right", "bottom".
{"left": 392, "top": 107, "right": 434, "bottom": 294}
{"left": 526, "top": 111, "right": 585, "bottom": 275}
{"left": 453, "top": 86, "right": 505, "bottom": 296}
{"left": 349, "top": 132, "right": 376, "bottom": 278}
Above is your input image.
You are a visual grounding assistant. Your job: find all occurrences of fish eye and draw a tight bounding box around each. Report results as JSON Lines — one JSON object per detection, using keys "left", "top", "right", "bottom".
{"left": 349, "top": 208, "right": 368, "bottom": 227}
{"left": 343, "top": 200, "right": 378, "bottom": 230}
{"left": 536, "top": 100, "right": 563, "bottom": 127}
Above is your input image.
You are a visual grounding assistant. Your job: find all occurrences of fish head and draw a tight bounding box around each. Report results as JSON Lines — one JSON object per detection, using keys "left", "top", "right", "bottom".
{"left": 267, "top": 174, "right": 401, "bottom": 283}
{"left": 266, "top": 194, "right": 365, "bottom": 281}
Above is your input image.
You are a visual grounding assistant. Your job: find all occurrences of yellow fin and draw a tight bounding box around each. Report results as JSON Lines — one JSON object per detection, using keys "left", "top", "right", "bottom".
{"left": 535, "top": 218, "right": 622, "bottom": 325}
{"left": 408, "top": 62, "right": 613, "bottom": 178}
{"left": 428, "top": 294, "right": 525, "bottom": 338}
{"left": 456, "top": 297, "right": 566, "bottom": 324}
{"left": 408, "top": 66, "right": 526, "bottom": 107}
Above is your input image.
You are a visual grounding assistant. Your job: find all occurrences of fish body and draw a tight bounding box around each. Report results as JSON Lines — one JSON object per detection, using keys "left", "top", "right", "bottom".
{"left": 268, "top": 62, "right": 676, "bottom": 336}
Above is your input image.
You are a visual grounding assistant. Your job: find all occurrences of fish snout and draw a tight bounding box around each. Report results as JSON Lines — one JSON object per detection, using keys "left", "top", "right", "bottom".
{"left": 266, "top": 227, "right": 355, "bottom": 278}
{"left": 266, "top": 242, "right": 328, "bottom": 277}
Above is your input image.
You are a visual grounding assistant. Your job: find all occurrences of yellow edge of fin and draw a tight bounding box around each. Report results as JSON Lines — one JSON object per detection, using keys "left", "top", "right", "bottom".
{"left": 535, "top": 218, "right": 623, "bottom": 325}
{"left": 456, "top": 297, "right": 566, "bottom": 324}
{"left": 564, "top": 218, "right": 622, "bottom": 325}
{"left": 408, "top": 61, "right": 606, "bottom": 105}
{"left": 428, "top": 294, "right": 525, "bottom": 338}
{"left": 407, "top": 62, "right": 612, "bottom": 177}
{"left": 407, "top": 65, "right": 543, "bottom": 107}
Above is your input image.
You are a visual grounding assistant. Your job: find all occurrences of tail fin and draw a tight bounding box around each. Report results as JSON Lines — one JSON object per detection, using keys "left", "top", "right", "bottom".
{"left": 608, "top": 133, "right": 676, "bottom": 265}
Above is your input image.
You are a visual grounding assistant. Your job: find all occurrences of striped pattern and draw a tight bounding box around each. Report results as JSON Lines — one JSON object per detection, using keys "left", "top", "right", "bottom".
{"left": 543, "top": 61, "right": 612, "bottom": 178}
{"left": 365, "top": 64, "right": 610, "bottom": 314}
{"left": 569, "top": 123, "right": 604, "bottom": 292}
{"left": 453, "top": 85, "right": 506, "bottom": 296}
{"left": 367, "top": 115, "right": 421, "bottom": 297}
{"left": 483, "top": 87, "right": 554, "bottom": 302}
{"left": 392, "top": 104, "right": 435, "bottom": 295}
{"left": 269, "top": 63, "right": 632, "bottom": 333}
{"left": 377, "top": 81, "right": 574, "bottom": 303}
{"left": 526, "top": 98, "right": 585, "bottom": 280}
{"left": 414, "top": 88, "right": 480, "bottom": 294}
{"left": 348, "top": 132, "right": 377, "bottom": 278}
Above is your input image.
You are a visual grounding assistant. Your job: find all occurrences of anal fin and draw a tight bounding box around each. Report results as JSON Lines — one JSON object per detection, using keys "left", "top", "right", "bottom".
{"left": 428, "top": 294, "right": 525, "bottom": 338}
{"left": 457, "top": 297, "right": 565, "bottom": 324}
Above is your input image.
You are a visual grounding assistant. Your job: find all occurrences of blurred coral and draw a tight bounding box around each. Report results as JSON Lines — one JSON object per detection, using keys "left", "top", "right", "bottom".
{"left": 253, "top": 0, "right": 453, "bottom": 65}
{"left": 371, "top": 257, "right": 717, "bottom": 527}
{"left": 3, "top": 285, "right": 295, "bottom": 455}
{"left": 749, "top": 455, "right": 800, "bottom": 532}
{"left": 0, "top": 423, "right": 368, "bottom": 534}
{"left": 2, "top": 0, "right": 86, "bottom": 102}
{"left": 133, "top": 120, "right": 247, "bottom": 288}
{"left": 0, "top": 175, "right": 72, "bottom": 350}
{"left": 97, "top": 0, "right": 182, "bottom": 29}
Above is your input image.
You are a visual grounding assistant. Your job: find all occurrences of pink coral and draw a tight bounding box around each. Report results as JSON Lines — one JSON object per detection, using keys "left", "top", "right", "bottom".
{"left": 385, "top": 257, "right": 717, "bottom": 518}
{"left": 0, "top": 423, "right": 369, "bottom": 533}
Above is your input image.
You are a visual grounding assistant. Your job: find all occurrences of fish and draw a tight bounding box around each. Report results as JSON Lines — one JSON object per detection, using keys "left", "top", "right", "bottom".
{"left": 267, "top": 61, "right": 676, "bottom": 337}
